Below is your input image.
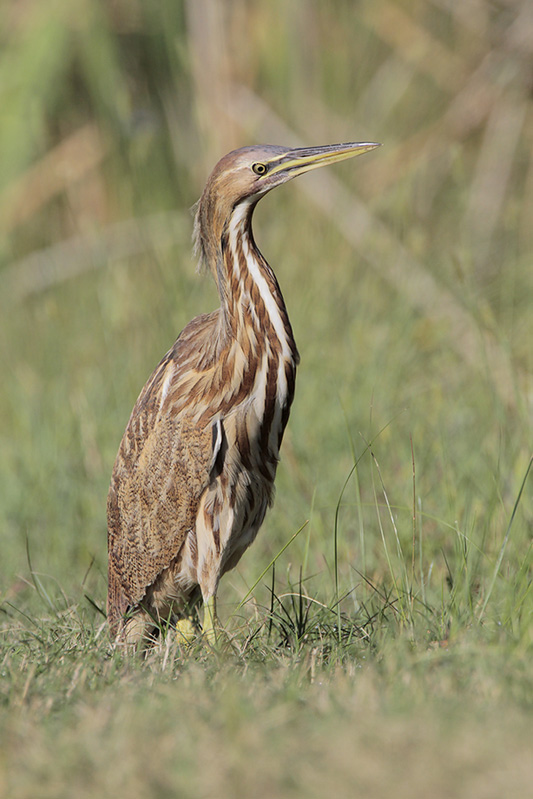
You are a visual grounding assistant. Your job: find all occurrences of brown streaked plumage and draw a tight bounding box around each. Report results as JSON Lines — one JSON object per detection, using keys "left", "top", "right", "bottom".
{"left": 107, "top": 141, "right": 380, "bottom": 645}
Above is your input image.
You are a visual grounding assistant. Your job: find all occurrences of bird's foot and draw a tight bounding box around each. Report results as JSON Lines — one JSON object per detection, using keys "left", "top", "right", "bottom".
{"left": 175, "top": 618, "right": 196, "bottom": 647}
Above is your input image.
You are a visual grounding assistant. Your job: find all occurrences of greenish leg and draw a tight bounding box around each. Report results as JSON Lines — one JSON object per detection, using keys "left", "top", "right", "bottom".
{"left": 202, "top": 596, "right": 218, "bottom": 644}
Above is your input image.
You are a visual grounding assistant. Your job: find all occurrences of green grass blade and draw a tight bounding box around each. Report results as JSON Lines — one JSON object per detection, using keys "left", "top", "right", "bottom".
{"left": 479, "top": 455, "right": 533, "bottom": 621}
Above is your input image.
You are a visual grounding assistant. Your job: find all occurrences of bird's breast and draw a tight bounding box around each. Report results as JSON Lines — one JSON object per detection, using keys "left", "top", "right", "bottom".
{"left": 230, "top": 346, "right": 296, "bottom": 479}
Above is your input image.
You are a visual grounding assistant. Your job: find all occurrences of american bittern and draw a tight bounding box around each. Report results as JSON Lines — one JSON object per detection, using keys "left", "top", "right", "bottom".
{"left": 107, "top": 141, "right": 379, "bottom": 645}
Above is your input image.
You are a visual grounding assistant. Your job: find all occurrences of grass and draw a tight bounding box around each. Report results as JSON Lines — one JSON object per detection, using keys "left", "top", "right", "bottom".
{"left": 3, "top": 635, "right": 531, "bottom": 799}
{"left": 2, "top": 560, "right": 533, "bottom": 797}
{"left": 1, "top": 1, "right": 533, "bottom": 796}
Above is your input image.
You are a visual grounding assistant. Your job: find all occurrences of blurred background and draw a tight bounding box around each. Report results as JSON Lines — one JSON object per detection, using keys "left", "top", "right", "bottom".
{"left": 1, "top": 0, "right": 531, "bottom": 617}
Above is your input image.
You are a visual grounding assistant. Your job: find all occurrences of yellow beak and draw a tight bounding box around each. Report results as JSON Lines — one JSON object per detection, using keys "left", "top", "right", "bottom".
{"left": 268, "top": 141, "right": 381, "bottom": 178}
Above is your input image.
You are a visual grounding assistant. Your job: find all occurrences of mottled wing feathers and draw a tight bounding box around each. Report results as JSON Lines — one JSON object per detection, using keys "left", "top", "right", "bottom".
{"left": 107, "top": 312, "right": 220, "bottom": 629}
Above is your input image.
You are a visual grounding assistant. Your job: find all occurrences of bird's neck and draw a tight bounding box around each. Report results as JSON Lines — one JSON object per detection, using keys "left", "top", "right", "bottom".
{"left": 216, "top": 201, "right": 299, "bottom": 367}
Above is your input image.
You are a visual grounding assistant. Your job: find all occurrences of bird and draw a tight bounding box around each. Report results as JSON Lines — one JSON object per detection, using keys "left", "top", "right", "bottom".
{"left": 107, "top": 140, "right": 380, "bottom": 646}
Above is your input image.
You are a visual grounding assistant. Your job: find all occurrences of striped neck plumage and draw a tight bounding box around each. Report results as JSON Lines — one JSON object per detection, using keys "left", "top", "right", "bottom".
{"left": 216, "top": 198, "right": 297, "bottom": 363}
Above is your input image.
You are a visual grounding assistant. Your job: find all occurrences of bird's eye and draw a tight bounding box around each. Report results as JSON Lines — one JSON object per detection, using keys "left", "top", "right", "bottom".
{"left": 252, "top": 162, "right": 268, "bottom": 176}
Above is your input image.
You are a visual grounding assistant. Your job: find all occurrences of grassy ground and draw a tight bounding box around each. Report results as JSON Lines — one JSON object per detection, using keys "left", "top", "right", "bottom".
{"left": 1, "top": 2, "right": 532, "bottom": 796}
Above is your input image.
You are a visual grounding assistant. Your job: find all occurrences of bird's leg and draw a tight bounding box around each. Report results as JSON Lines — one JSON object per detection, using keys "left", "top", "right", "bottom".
{"left": 202, "top": 595, "right": 218, "bottom": 644}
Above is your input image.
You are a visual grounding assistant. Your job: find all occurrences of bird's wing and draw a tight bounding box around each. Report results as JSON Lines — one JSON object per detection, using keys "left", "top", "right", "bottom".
{"left": 107, "top": 312, "right": 220, "bottom": 621}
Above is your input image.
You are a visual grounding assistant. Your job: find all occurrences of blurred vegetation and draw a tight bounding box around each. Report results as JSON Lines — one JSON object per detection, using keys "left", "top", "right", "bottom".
{"left": 1, "top": 1, "right": 532, "bottom": 795}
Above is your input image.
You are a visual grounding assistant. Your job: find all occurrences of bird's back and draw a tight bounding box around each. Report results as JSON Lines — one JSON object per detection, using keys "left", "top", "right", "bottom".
{"left": 107, "top": 312, "right": 219, "bottom": 636}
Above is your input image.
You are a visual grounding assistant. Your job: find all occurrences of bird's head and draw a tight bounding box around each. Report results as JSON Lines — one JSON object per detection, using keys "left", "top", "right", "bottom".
{"left": 193, "top": 141, "right": 380, "bottom": 271}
